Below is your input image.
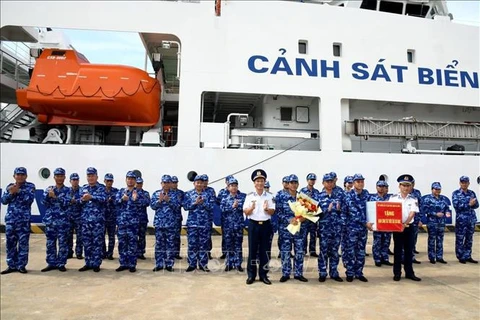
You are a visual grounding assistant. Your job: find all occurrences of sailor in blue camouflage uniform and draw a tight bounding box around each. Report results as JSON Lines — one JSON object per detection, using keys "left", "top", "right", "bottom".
{"left": 339, "top": 175, "right": 352, "bottom": 265}
{"left": 67, "top": 173, "right": 83, "bottom": 259}
{"left": 421, "top": 182, "right": 451, "bottom": 264}
{"left": 344, "top": 174, "right": 372, "bottom": 282}
{"left": 1, "top": 167, "right": 35, "bottom": 275}
{"left": 317, "top": 173, "right": 344, "bottom": 282}
{"left": 220, "top": 177, "right": 246, "bottom": 271}
{"left": 201, "top": 175, "right": 216, "bottom": 259}
{"left": 217, "top": 175, "right": 233, "bottom": 259}
{"left": 410, "top": 182, "right": 423, "bottom": 263}
{"left": 183, "top": 175, "right": 215, "bottom": 272}
{"left": 151, "top": 175, "right": 180, "bottom": 272}
{"left": 277, "top": 174, "right": 308, "bottom": 283}
{"left": 135, "top": 177, "right": 151, "bottom": 260}
{"left": 344, "top": 176, "right": 354, "bottom": 192}
{"left": 273, "top": 176, "right": 289, "bottom": 258}
{"left": 370, "top": 180, "right": 393, "bottom": 267}
{"left": 103, "top": 173, "right": 118, "bottom": 260}
{"left": 171, "top": 176, "right": 184, "bottom": 259}
{"left": 452, "top": 176, "right": 479, "bottom": 264}
{"left": 41, "top": 168, "right": 71, "bottom": 272}
{"left": 300, "top": 173, "right": 321, "bottom": 257}
{"left": 78, "top": 167, "right": 106, "bottom": 272}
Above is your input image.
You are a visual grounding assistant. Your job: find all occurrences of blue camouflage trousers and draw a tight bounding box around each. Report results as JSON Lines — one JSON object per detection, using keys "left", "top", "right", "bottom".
{"left": 303, "top": 221, "right": 318, "bottom": 254}
{"left": 45, "top": 221, "right": 70, "bottom": 267}
{"left": 5, "top": 221, "right": 30, "bottom": 269}
{"left": 318, "top": 223, "right": 341, "bottom": 278}
{"left": 82, "top": 220, "right": 105, "bottom": 268}
{"left": 279, "top": 226, "right": 306, "bottom": 277}
{"left": 137, "top": 221, "right": 148, "bottom": 256}
{"left": 344, "top": 225, "right": 367, "bottom": 277}
{"left": 118, "top": 224, "right": 139, "bottom": 268}
{"left": 68, "top": 215, "right": 83, "bottom": 257}
{"left": 455, "top": 217, "right": 475, "bottom": 261}
{"left": 174, "top": 219, "right": 182, "bottom": 257}
{"left": 224, "top": 224, "right": 243, "bottom": 268}
{"left": 155, "top": 227, "right": 176, "bottom": 268}
{"left": 427, "top": 223, "right": 445, "bottom": 261}
{"left": 103, "top": 220, "right": 116, "bottom": 257}
{"left": 372, "top": 231, "right": 391, "bottom": 263}
{"left": 187, "top": 226, "right": 210, "bottom": 268}
{"left": 340, "top": 220, "right": 348, "bottom": 268}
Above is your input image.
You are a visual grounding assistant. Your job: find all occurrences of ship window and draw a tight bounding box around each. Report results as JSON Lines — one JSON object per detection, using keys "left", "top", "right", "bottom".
{"left": 51, "top": 50, "right": 66, "bottom": 56}
{"left": 39, "top": 168, "right": 51, "bottom": 180}
{"left": 379, "top": 1, "right": 403, "bottom": 15}
{"left": 296, "top": 106, "right": 309, "bottom": 123}
{"left": 280, "top": 107, "right": 293, "bottom": 121}
{"left": 333, "top": 43, "right": 342, "bottom": 57}
{"left": 406, "top": 3, "right": 429, "bottom": 18}
{"left": 360, "top": 0, "right": 377, "bottom": 11}
{"left": 379, "top": 174, "right": 388, "bottom": 182}
{"left": 477, "top": 176, "right": 480, "bottom": 185}
{"left": 407, "top": 49, "right": 415, "bottom": 63}
{"left": 298, "top": 40, "right": 307, "bottom": 54}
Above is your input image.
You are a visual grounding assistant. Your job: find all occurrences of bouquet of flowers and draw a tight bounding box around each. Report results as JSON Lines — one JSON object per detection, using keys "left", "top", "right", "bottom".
{"left": 287, "top": 192, "right": 322, "bottom": 235}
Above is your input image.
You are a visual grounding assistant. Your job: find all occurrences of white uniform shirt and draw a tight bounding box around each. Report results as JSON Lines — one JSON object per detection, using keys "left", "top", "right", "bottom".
{"left": 388, "top": 193, "right": 419, "bottom": 224}
{"left": 243, "top": 190, "right": 275, "bottom": 221}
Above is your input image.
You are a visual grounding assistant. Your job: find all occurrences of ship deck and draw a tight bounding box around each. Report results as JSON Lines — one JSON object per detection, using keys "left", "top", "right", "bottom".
{"left": 1, "top": 233, "right": 479, "bottom": 320}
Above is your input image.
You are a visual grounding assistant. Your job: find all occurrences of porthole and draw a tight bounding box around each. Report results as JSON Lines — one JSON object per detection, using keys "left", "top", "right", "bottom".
{"left": 379, "top": 174, "right": 388, "bottom": 182}
{"left": 477, "top": 176, "right": 480, "bottom": 185}
{"left": 39, "top": 167, "right": 51, "bottom": 180}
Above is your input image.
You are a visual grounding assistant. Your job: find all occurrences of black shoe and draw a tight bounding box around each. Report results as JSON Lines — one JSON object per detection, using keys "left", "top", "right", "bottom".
{"left": 236, "top": 266, "right": 244, "bottom": 272}
{"left": 294, "top": 275, "right": 308, "bottom": 282}
{"left": 116, "top": 266, "right": 129, "bottom": 272}
{"left": 388, "top": 250, "right": 394, "bottom": 255}
{"left": 1, "top": 267, "right": 17, "bottom": 275}
{"left": 137, "top": 254, "right": 146, "bottom": 260}
{"left": 207, "top": 252, "right": 213, "bottom": 260}
{"left": 332, "top": 276, "right": 344, "bottom": 282}
{"left": 18, "top": 268, "right": 27, "bottom": 274}
{"left": 199, "top": 266, "right": 210, "bottom": 272}
{"left": 246, "top": 277, "right": 255, "bottom": 285}
{"left": 459, "top": 259, "right": 466, "bottom": 264}
{"left": 437, "top": 259, "right": 447, "bottom": 264}
{"left": 365, "top": 253, "right": 370, "bottom": 256}
{"left": 356, "top": 276, "right": 368, "bottom": 282}
{"left": 393, "top": 275, "right": 401, "bottom": 281}
{"left": 466, "top": 258, "right": 478, "bottom": 264}
{"left": 41, "top": 265, "right": 57, "bottom": 272}
{"left": 219, "top": 254, "right": 226, "bottom": 259}
{"left": 260, "top": 277, "right": 272, "bottom": 285}
{"left": 375, "top": 262, "right": 382, "bottom": 267}
{"left": 129, "top": 267, "right": 136, "bottom": 273}
{"left": 346, "top": 276, "right": 354, "bottom": 282}
{"left": 277, "top": 253, "right": 281, "bottom": 258}
{"left": 413, "top": 250, "right": 419, "bottom": 254}
{"left": 165, "top": 266, "right": 174, "bottom": 272}
{"left": 67, "top": 253, "right": 73, "bottom": 259}
{"left": 58, "top": 266, "right": 67, "bottom": 272}
{"left": 186, "top": 266, "right": 196, "bottom": 272}
{"left": 153, "top": 266, "right": 164, "bottom": 272}
{"left": 412, "top": 259, "right": 421, "bottom": 264}
{"left": 318, "top": 276, "right": 326, "bottom": 282}
{"left": 225, "top": 266, "right": 233, "bottom": 272}
{"left": 406, "top": 275, "right": 421, "bottom": 281}
{"left": 382, "top": 260, "right": 393, "bottom": 266}
{"left": 280, "top": 276, "right": 290, "bottom": 283}
{"left": 107, "top": 255, "right": 114, "bottom": 260}
{"left": 76, "top": 255, "right": 84, "bottom": 260}
{"left": 310, "top": 252, "right": 319, "bottom": 257}
{"left": 93, "top": 267, "right": 101, "bottom": 272}
{"left": 430, "top": 259, "right": 436, "bottom": 264}
{"left": 78, "top": 265, "right": 91, "bottom": 272}
{"left": 175, "top": 255, "right": 183, "bottom": 260}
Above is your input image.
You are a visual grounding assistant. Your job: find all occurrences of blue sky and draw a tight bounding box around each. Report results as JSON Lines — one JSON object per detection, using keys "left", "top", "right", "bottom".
{"left": 61, "top": 1, "right": 479, "bottom": 71}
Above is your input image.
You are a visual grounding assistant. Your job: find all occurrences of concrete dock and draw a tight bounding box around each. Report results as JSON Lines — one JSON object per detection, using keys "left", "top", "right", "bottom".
{"left": 1, "top": 233, "right": 479, "bottom": 320}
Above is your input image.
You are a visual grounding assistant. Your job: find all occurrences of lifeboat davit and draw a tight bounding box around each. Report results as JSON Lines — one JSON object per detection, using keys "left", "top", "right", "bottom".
{"left": 16, "top": 49, "right": 160, "bottom": 126}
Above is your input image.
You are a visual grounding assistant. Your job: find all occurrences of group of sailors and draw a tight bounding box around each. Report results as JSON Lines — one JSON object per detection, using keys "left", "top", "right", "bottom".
{"left": 0, "top": 167, "right": 478, "bottom": 285}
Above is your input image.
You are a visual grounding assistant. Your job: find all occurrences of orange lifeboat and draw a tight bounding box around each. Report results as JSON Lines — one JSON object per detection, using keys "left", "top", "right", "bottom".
{"left": 16, "top": 49, "right": 160, "bottom": 126}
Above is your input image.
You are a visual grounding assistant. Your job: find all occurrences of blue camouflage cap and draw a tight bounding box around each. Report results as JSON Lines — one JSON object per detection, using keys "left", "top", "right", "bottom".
{"left": 306, "top": 173, "right": 317, "bottom": 180}
{"left": 344, "top": 176, "right": 353, "bottom": 184}
{"left": 86, "top": 167, "right": 97, "bottom": 175}
{"left": 104, "top": 173, "right": 114, "bottom": 181}
{"left": 54, "top": 168, "right": 65, "bottom": 175}
{"left": 225, "top": 175, "right": 234, "bottom": 182}
{"left": 126, "top": 171, "right": 137, "bottom": 178}
{"left": 288, "top": 174, "right": 299, "bottom": 183}
{"left": 265, "top": 181, "right": 270, "bottom": 188}
{"left": 203, "top": 174, "right": 209, "bottom": 181}
{"left": 251, "top": 169, "right": 267, "bottom": 181}
{"left": 162, "top": 175, "right": 172, "bottom": 183}
{"left": 171, "top": 176, "right": 178, "bottom": 183}
{"left": 323, "top": 173, "right": 334, "bottom": 181}
{"left": 70, "top": 173, "right": 79, "bottom": 180}
{"left": 330, "top": 172, "right": 337, "bottom": 179}
{"left": 14, "top": 167, "right": 27, "bottom": 175}
{"left": 397, "top": 174, "right": 414, "bottom": 184}
{"left": 353, "top": 174, "right": 365, "bottom": 181}
{"left": 228, "top": 177, "right": 238, "bottom": 185}
{"left": 376, "top": 180, "right": 388, "bottom": 187}
{"left": 459, "top": 176, "right": 469, "bottom": 182}
{"left": 194, "top": 175, "right": 203, "bottom": 182}
{"left": 282, "top": 176, "right": 289, "bottom": 183}
{"left": 136, "top": 177, "right": 144, "bottom": 184}
{"left": 431, "top": 182, "right": 442, "bottom": 189}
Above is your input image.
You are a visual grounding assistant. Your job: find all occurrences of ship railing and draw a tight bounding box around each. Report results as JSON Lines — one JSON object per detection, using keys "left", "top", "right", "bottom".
{"left": 0, "top": 44, "right": 32, "bottom": 87}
